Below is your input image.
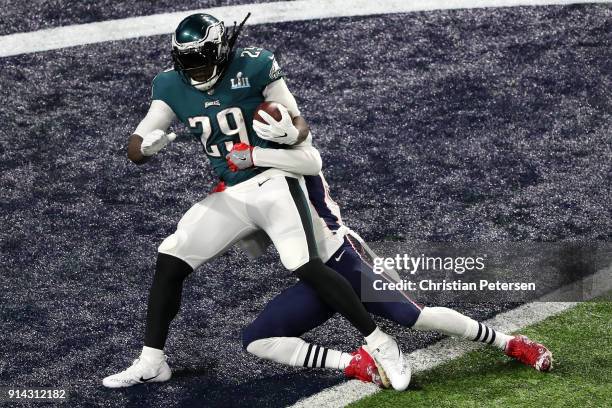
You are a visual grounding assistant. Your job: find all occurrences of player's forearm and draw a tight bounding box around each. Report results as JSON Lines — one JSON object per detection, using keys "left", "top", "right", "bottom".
{"left": 127, "top": 134, "right": 150, "bottom": 165}
{"left": 293, "top": 116, "right": 310, "bottom": 145}
{"left": 129, "top": 100, "right": 177, "bottom": 165}
{"left": 252, "top": 144, "right": 322, "bottom": 175}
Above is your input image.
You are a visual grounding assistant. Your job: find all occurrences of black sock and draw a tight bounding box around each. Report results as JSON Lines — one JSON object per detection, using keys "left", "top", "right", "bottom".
{"left": 294, "top": 258, "right": 376, "bottom": 336}
{"left": 144, "top": 253, "right": 193, "bottom": 349}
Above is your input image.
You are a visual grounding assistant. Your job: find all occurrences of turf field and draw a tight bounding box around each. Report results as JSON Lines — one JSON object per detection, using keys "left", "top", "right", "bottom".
{"left": 351, "top": 293, "right": 612, "bottom": 408}
{"left": 0, "top": 1, "right": 610, "bottom": 407}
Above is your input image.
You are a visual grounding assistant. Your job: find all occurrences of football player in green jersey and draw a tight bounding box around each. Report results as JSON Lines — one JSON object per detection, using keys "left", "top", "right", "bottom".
{"left": 103, "top": 13, "right": 410, "bottom": 390}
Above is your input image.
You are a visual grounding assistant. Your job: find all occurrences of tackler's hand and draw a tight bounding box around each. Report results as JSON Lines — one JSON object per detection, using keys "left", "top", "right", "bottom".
{"left": 226, "top": 143, "right": 254, "bottom": 172}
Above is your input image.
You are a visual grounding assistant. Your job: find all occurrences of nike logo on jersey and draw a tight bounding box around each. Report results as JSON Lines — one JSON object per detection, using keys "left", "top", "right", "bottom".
{"left": 238, "top": 157, "right": 247, "bottom": 161}
{"left": 258, "top": 178, "right": 271, "bottom": 187}
{"left": 334, "top": 250, "right": 346, "bottom": 262}
{"left": 276, "top": 133, "right": 288, "bottom": 138}
{"left": 139, "top": 374, "right": 159, "bottom": 383}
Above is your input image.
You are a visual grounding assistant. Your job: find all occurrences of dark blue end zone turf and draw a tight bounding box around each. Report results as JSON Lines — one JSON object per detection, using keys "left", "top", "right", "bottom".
{"left": 0, "top": 4, "right": 611, "bottom": 407}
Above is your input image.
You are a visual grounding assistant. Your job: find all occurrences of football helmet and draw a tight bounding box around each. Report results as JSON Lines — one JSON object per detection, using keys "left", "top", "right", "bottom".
{"left": 171, "top": 13, "right": 249, "bottom": 91}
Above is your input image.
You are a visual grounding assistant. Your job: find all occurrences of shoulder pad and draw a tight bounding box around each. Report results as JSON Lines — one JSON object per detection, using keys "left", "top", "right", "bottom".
{"left": 151, "top": 69, "right": 181, "bottom": 101}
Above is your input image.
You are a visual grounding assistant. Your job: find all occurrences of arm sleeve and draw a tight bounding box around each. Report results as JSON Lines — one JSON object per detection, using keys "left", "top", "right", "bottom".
{"left": 262, "top": 78, "right": 301, "bottom": 118}
{"left": 252, "top": 133, "right": 322, "bottom": 175}
{"left": 134, "top": 99, "right": 177, "bottom": 136}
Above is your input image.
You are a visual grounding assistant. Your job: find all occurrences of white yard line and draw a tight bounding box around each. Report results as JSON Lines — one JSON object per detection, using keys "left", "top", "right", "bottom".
{"left": 0, "top": 0, "right": 610, "bottom": 57}
{"left": 290, "top": 266, "right": 612, "bottom": 407}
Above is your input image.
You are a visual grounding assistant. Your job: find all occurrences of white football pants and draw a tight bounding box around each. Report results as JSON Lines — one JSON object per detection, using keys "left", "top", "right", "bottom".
{"left": 158, "top": 172, "right": 318, "bottom": 271}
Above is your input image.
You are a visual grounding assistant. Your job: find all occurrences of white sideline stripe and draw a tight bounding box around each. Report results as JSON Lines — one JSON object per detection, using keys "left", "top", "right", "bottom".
{"left": 0, "top": 0, "right": 610, "bottom": 57}
{"left": 290, "top": 266, "right": 612, "bottom": 408}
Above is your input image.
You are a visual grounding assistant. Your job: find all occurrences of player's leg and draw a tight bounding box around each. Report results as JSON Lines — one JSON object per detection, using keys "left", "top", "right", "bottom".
{"left": 242, "top": 281, "right": 385, "bottom": 387}
{"left": 242, "top": 282, "right": 340, "bottom": 367}
{"left": 249, "top": 175, "right": 410, "bottom": 390}
{"left": 327, "top": 240, "right": 496, "bottom": 343}
{"left": 335, "top": 235, "right": 552, "bottom": 372}
{"left": 142, "top": 192, "right": 255, "bottom": 350}
{"left": 412, "top": 306, "right": 551, "bottom": 371}
{"left": 103, "top": 191, "right": 256, "bottom": 388}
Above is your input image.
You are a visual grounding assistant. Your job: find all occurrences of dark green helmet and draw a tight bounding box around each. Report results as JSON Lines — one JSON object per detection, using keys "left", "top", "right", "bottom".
{"left": 171, "top": 13, "right": 250, "bottom": 91}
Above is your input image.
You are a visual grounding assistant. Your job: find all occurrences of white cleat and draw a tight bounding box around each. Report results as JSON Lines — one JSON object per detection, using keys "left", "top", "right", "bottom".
{"left": 364, "top": 337, "right": 411, "bottom": 391}
{"left": 102, "top": 356, "right": 172, "bottom": 388}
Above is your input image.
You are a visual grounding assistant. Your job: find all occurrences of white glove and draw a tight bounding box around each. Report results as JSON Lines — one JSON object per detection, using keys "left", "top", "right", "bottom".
{"left": 140, "top": 129, "right": 177, "bottom": 156}
{"left": 252, "top": 105, "right": 299, "bottom": 145}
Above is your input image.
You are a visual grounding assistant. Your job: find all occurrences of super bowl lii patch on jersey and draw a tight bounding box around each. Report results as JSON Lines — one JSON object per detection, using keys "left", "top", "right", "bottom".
{"left": 231, "top": 72, "right": 251, "bottom": 89}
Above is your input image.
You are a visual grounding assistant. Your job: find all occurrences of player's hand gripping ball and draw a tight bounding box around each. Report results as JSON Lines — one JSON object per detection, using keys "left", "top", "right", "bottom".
{"left": 252, "top": 102, "right": 299, "bottom": 145}
{"left": 226, "top": 143, "right": 254, "bottom": 172}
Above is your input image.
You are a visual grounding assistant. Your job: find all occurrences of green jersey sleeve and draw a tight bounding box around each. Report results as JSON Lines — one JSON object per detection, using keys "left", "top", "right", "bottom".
{"left": 151, "top": 70, "right": 181, "bottom": 106}
{"left": 238, "top": 47, "right": 284, "bottom": 93}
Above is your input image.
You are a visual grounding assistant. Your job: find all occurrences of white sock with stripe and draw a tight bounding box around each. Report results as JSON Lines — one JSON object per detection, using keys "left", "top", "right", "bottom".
{"left": 298, "top": 343, "right": 353, "bottom": 369}
{"left": 246, "top": 337, "right": 353, "bottom": 370}
{"left": 468, "top": 321, "right": 513, "bottom": 350}
{"left": 413, "top": 306, "right": 512, "bottom": 350}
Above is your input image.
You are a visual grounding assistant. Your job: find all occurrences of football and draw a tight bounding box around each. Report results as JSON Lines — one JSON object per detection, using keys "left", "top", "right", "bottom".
{"left": 253, "top": 101, "right": 284, "bottom": 123}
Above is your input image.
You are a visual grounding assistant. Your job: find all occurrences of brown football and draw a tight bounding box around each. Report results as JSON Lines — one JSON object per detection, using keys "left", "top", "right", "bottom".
{"left": 253, "top": 101, "right": 284, "bottom": 123}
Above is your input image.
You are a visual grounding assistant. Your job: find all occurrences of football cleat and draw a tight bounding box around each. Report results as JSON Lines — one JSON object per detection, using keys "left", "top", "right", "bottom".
{"left": 102, "top": 356, "right": 172, "bottom": 388}
{"left": 364, "top": 337, "right": 411, "bottom": 391}
{"left": 505, "top": 335, "right": 553, "bottom": 372}
{"left": 344, "top": 347, "right": 388, "bottom": 388}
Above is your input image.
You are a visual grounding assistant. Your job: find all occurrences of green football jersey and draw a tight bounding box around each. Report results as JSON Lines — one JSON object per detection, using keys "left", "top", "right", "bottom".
{"left": 152, "top": 47, "right": 286, "bottom": 186}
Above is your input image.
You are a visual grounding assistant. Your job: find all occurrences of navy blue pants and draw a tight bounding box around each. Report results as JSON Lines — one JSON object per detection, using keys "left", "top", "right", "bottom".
{"left": 242, "top": 240, "right": 422, "bottom": 348}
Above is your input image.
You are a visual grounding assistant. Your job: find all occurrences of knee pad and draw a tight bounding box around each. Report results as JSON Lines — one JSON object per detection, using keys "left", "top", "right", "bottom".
{"left": 245, "top": 337, "right": 307, "bottom": 366}
{"left": 158, "top": 229, "right": 188, "bottom": 254}
{"left": 158, "top": 230, "right": 198, "bottom": 269}
{"left": 245, "top": 337, "right": 279, "bottom": 359}
{"left": 242, "top": 317, "right": 296, "bottom": 350}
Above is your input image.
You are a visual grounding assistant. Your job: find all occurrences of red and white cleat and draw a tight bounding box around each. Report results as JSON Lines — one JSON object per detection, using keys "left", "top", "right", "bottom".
{"left": 505, "top": 335, "right": 553, "bottom": 372}
{"left": 344, "top": 347, "right": 389, "bottom": 388}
